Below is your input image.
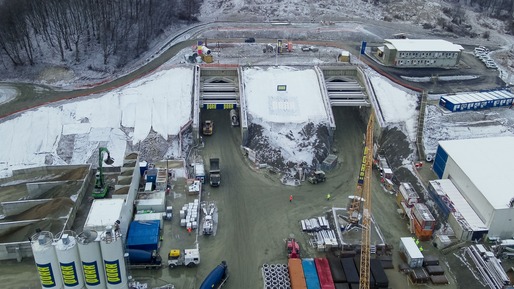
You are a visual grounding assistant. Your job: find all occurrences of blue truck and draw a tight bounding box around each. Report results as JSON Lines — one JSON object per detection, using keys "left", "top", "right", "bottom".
{"left": 199, "top": 261, "right": 228, "bottom": 289}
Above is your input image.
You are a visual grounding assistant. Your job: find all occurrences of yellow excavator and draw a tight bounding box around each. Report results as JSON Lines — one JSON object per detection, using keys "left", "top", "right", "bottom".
{"left": 92, "top": 147, "right": 114, "bottom": 199}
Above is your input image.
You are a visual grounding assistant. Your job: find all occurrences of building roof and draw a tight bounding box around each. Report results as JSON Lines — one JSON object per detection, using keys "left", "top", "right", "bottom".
{"left": 84, "top": 198, "right": 124, "bottom": 231}
{"left": 438, "top": 137, "right": 514, "bottom": 210}
{"left": 384, "top": 39, "right": 464, "bottom": 52}
{"left": 429, "top": 179, "right": 488, "bottom": 231}
{"left": 442, "top": 90, "right": 514, "bottom": 104}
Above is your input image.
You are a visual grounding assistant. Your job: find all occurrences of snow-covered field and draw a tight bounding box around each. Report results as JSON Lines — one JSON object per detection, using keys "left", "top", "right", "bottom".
{"left": 0, "top": 67, "right": 194, "bottom": 178}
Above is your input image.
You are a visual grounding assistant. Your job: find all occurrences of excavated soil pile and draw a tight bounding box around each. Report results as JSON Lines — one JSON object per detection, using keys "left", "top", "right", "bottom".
{"left": 0, "top": 219, "right": 66, "bottom": 243}
{"left": 4, "top": 197, "right": 74, "bottom": 222}
{"left": 246, "top": 122, "right": 331, "bottom": 173}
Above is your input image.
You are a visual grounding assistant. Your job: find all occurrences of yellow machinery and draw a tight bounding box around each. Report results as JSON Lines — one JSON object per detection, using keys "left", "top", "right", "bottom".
{"left": 347, "top": 112, "right": 374, "bottom": 289}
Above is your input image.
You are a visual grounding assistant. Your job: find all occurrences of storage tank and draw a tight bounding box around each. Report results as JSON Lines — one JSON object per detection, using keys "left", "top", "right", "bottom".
{"left": 100, "top": 226, "right": 128, "bottom": 289}
{"left": 55, "top": 231, "right": 85, "bottom": 289}
{"left": 31, "top": 231, "right": 64, "bottom": 289}
{"left": 77, "top": 230, "right": 107, "bottom": 289}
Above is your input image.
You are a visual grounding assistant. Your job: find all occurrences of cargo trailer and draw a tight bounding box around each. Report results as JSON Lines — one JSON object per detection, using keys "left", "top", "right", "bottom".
{"left": 340, "top": 258, "right": 359, "bottom": 284}
{"left": 314, "top": 258, "right": 335, "bottom": 289}
{"left": 370, "top": 259, "right": 389, "bottom": 288}
{"left": 335, "top": 284, "right": 350, "bottom": 289}
{"left": 302, "top": 258, "right": 321, "bottom": 289}
{"left": 288, "top": 258, "right": 307, "bottom": 289}
{"left": 328, "top": 256, "right": 346, "bottom": 283}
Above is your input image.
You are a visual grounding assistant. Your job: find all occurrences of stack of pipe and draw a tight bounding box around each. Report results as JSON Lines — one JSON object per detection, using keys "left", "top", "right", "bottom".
{"left": 261, "top": 263, "right": 291, "bottom": 289}
{"left": 465, "top": 245, "right": 510, "bottom": 289}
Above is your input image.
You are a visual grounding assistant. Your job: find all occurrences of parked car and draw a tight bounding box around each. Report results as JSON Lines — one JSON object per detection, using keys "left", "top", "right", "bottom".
{"left": 245, "top": 37, "right": 256, "bottom": 43}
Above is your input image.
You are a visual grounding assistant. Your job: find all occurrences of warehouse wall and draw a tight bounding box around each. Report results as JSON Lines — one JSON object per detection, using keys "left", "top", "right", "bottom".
{"left": 442, "top": 157, "right": 493, "bottom": 225}
{"left": 489, "top": 208, "right": 514, "bottom": 239}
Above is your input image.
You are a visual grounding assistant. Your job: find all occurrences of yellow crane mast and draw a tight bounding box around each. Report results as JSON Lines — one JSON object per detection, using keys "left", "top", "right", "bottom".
{"left": 359, "top": 113, "right": 374, "bottom": 289}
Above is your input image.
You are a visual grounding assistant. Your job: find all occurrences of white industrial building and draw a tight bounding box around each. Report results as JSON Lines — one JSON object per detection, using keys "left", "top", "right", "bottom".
{"left": 432, "top": 137, "right": 514, "bottom": 239}
{"left": 376, "top": 39, "right": 464, "bottom": 68}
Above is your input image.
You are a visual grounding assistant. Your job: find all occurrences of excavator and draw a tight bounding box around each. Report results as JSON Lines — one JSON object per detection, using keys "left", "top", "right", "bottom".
{"left": 92, "top": 147, "right": 114, "bottom": 199}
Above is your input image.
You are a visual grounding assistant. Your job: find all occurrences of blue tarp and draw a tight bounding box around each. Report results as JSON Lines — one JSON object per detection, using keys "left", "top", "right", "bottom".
{"left": 126, "top": 220, "right": 160, "bottom": 251}
{"left": 302, "top": 258, "right": 321, "bottom": 289}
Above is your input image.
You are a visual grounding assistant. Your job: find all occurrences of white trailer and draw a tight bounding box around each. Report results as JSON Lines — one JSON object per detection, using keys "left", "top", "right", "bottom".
{"left": 399, "top": 237, "right": 424, "bottom": 268}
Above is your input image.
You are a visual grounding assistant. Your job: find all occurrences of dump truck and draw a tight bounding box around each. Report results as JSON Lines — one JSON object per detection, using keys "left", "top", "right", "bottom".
{"left": 167, "top": 248, "right": 200, "bottom": 268}
{"left": 127, "top": 249, "right": 162, "bottom": 269}
{"left": 203, "top": 120, "right": 213, "bottom": 135}
{"left": 209, "top": 158, "right": 221, "bottom": 187}
{"left": 307, "top": 170, "right": 326, "bottom": 184}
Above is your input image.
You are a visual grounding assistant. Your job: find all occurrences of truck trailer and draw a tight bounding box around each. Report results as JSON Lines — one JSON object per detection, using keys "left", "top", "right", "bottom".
{"left": 209, "top": 158, "right": 221, "bottom": 187}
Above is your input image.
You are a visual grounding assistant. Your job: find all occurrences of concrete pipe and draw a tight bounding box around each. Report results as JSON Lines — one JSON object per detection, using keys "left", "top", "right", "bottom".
{"left": 263, "top": 263, "right": 270, "bottom": 268}
{"left": 270, "top": 264, "right": 276, "bottom": 269}
{"left": 277, "top": 276, "right": 284, "bottom": 282}
{"left": 265, "top": 276, "right": 272, "bottom": 282}
{"left": 263, "top": 267, "right": 270, "bottom": 273}
{"left": 284, "top": 280, "right": 291, "bottom": 287}
{"left": 278, "top": 286, "right": 286, "bottom": 289}
{"left": 271, "top": 271, "right": 277, "bottom": 277}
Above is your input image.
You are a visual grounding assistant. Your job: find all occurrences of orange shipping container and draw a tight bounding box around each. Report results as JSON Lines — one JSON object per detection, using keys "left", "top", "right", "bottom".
{"left": 288, "top": 258, "right": 307, "bottom": 289}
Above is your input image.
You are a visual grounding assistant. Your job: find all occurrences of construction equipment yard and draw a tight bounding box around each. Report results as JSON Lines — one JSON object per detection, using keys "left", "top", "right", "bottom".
{"left": 0, "top": 106, "right": 467, "bottom": 289}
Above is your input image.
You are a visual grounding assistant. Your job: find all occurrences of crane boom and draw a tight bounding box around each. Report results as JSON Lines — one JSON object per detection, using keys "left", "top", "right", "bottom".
{"left": 359, "top": 113, "right": 374, "bottom": 289}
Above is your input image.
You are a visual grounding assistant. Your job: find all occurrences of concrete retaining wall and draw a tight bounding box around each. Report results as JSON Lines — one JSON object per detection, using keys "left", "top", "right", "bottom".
{"left": 0, "top": 199, "right": 53, "bottom": 217}
{"left": 26, "top": 181, "right": 66, "bottom": 199}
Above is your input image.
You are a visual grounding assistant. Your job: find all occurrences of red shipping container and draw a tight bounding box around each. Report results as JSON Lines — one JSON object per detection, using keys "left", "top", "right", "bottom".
{"left": 314, "top": 258, "right": 336, "bottom": 289}
{"left": 289, "top": 258, "right": 307, "bottom": 289}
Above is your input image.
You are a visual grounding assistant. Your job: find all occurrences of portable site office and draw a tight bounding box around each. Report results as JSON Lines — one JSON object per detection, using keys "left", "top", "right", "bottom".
{"left": 439, "top": 89, "right": 514, "bottom": 112}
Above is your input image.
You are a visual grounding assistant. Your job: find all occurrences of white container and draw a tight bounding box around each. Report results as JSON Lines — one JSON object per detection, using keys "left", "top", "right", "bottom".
{"left": 55, "top": 232, "right": 85, "bottom": 289}
{"left": 186, "top": 222, "right": 192, "bottom": 230}
{"left": 399, "top": 237, "right": 424, "bottom": 268}
{"left": 180, "top": 210, "right": 186, "bottom": 219}
{"left": 192, "top": 221, "right": 198, "bottom": 229}
{"left": 100, "top": 228, "right": 128, "bottom": 289}
{"left": 194, "top": 199, "right": 199, "bottom": 204}
{"left": 77, "top": 230, "right": 107, "bottom": 289}
{"left": 31, "top": 231, "right": 64, "bottom": 289}
{"left": 180, "top": 219, "right": 187, "bottom": 227}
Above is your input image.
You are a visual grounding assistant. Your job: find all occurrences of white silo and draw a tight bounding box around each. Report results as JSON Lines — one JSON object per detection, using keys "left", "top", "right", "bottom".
{"left": 77, "top": 230, "right": 107, "bottom": 289}
{"left": 100, "top": 226, "right": 128, "bottom": 289}
{"left": 31, "top": 231, "right": 64, "bottom": 289}
{"left": 55, "top": 231, "right": 85, "bottom": 289}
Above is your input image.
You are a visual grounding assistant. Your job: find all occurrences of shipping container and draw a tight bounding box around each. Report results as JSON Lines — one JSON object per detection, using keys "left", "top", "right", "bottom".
{"left": 126, "top": 220, "right": 160, "bottom": 251}
{"left": 340, "top": 258, "right": 359, "bottom": 284}
{"left": 302, "top": 258, "right": 321, "bottom": 289}
{"left": 399, "top": 237, "right": 424, "bottom": 268}
{"left": 314, "top": 258, "right": 335, "bottom": 289}
{"left": 370, "top": 259, "right": 389, "bottom": 288}
{"left": 289, "top": 258, "right": 307, "bottom": 289}
{"left": 327, "top": 256, "right": 346, "bottom": 283}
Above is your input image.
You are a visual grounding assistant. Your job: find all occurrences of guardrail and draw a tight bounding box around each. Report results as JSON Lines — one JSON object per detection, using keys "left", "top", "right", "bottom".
{"left": 193, "top": 65, "right": 201, "bottom": 143}
{"left": 237, "top": 67, "right": 249, "bottom": 144}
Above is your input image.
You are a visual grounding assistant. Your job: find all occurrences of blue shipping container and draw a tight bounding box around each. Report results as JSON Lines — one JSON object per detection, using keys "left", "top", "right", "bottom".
{"left": 126, "top": 220, "right": 160, "bottom": 251}
{"left": 302, "top": 258, "right": 321, "bottom": 289}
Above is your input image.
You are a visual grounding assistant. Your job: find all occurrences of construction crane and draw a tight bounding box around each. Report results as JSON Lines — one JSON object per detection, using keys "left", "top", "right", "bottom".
{"left": 347, "top": 113, "right": 374, "bottom": 289}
